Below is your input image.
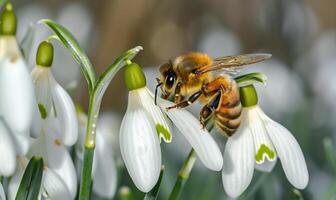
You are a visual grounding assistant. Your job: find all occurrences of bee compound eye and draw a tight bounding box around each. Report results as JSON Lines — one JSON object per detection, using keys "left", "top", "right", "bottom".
{"left": 165, "top": 71, "right": 176, "bottom": 89}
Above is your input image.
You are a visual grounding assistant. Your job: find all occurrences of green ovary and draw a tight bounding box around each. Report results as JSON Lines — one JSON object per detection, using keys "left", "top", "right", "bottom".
{"left": 156, "top": 124, "right": 172, "bottom": 143}
{"left": 38, "top": 103, "right": 48, "bottom": 119}
{"left": 255, "top": 144, "right": 276, "bottom": 163}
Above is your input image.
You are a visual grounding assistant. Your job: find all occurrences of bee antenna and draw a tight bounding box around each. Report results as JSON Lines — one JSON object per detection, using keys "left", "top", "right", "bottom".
{"left": 155, "top": 80, "right": 163, "bottom": 105}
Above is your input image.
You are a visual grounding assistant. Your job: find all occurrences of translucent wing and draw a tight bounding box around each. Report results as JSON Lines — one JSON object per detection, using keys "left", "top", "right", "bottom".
{"left": 194, "top": 53, "right": 272, "bottom": 75}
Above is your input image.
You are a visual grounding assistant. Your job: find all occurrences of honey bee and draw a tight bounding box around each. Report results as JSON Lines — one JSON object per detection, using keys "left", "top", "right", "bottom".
{"left": 155, "top": 52, "right": 271, "bottom": 137}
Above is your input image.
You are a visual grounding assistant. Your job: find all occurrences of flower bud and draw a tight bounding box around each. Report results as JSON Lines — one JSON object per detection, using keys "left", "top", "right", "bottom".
{"left": 36, "top": 41, "right": 54, "bottom": 67}
{"left": 239, "top": 85, "right": 258, "bottom": 107}
{"left": 0, "top": 3, "right": 17, "bottom": 35}
{"left": 124, "top": 62, "right": 146, "bottom": 91}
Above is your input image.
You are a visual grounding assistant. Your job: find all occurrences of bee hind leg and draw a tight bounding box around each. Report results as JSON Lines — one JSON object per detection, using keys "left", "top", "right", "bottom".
{"left": 199, "top": 90, "right": 222, "bottom": 128}
{"left": 166, "top": 90, "right": 203, "bottom": 110}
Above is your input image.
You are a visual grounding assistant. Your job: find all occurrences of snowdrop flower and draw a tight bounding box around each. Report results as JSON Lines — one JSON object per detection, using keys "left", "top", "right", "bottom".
{"left": 31, "top": 41, "right": 78, "bottom": 146}
{"left": 120, "top": 62, "right": 223, "bottom": 192}
{"left": 222, "top": 85, "right": 309, "bottom": 198}
{"left": 7, "top": 41, "right": 79, "bottom": 199}
{"left": 8, "top": 120, "right": 77, "bottom": 200}
{"left": 76, "top": 108, "right": 118, "bottom": 199}
{"left": 0, "top": 3, "right": 35, "bottom": 176}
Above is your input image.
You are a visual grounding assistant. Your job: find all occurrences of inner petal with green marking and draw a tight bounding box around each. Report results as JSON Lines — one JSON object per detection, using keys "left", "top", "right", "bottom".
{"left": 38, "top": 103, "right": 48, "bottom": 119}
{"left": 156, "top": 123, "right": 172, "bottom": 143}
{"left": 255, "top": 144, "right": 276, "bottom": 163}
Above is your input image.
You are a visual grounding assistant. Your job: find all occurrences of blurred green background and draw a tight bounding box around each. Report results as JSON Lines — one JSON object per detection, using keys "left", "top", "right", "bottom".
{"left": 11, "top": 0, "right": 336, "bottom": 199}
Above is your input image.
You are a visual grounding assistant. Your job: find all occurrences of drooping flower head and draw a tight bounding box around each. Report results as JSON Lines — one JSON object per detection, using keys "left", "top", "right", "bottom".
{"left": 120, "top": 62, "right": 223, "bottom": 192}
{"left": 20, "top": 41, "right": 77, "bottom": 199}
{"left": 0, "top": 2, "right": 35, "bottom": 176}
{"left": 222, "top": 84, "right": 309, "bottom": 198}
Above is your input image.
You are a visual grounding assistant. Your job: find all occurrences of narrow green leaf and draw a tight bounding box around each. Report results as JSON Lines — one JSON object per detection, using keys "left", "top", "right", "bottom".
{"left": 15, "top": 157, "right": 44, "bottom": 200}
{"left": 40, "top": 19, "right": 96, "bottom": 92}
{"left": 93, "top": 46, "right": 142, "bottom": 107}
{"left": 144, "top": 166, "right": 165, "bottom": 200}
{"left": 235, "top": 72, "right": 267, "bottom": 86}
{"left": 20, "top": 23, "right": 35, "bottom": 63}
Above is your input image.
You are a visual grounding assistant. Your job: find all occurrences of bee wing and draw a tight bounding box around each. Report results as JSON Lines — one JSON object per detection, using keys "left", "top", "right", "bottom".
{"left": 194, "top": 53, "right": 272, "bottom": 75}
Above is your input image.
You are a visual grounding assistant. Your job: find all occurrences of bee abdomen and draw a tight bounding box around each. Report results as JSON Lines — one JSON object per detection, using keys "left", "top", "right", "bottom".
{"left": 214, "top": 100, "right": 242, "bottom": 137}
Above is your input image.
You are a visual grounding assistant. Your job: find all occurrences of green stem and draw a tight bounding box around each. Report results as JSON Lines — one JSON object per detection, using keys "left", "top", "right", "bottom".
{"left": 79, "top": 97, "right": 99, "bottom": 200}
{"left": 144, "top": 166, "right": 165, "bottom": 200}
{"left": 168, "top": 149, "right": 197, "bottom": 200}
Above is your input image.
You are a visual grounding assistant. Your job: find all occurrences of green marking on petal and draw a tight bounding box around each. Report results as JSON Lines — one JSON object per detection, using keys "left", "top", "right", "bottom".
{"left": 156, "top": 123, "right": 172, "bottom": 143}
{"left": 255, "top": 144, "right": 276, "bottom": 163}
{"left": 38, "top": 103, "right": 47, "bottom": 119}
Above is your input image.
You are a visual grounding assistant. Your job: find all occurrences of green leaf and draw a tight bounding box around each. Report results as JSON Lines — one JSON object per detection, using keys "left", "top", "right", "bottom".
{"left": 15, "top": 157, "right": 44, "bottom": 200}
{"left": 40, "top": 19, "right": 96, "bottom": 93}
{"left": 93, "top": 46, "right": 142, "bottom": 108}
{"left": 20, "top": 23, "right": 35, "bottom": 63}
{"left": 235, "top": 72, "right": 267, "bottom": 86}
{"left": 144, "top": 166, "right": 165, "bottom": 200}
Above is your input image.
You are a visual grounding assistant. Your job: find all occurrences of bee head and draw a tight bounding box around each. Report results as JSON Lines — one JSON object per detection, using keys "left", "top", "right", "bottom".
{"left": 158, "top": 61, "right": 177, "bottom": 99}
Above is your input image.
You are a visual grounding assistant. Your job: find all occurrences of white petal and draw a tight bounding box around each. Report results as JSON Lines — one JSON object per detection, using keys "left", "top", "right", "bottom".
{"left": 42, "top": 168, "right": 73, "bottom": 200}
{"left": 31, "top": 66, "right": 53, "bottom": 137}
{"left": 0, "top": 182, "right": 5, "bottom": 200}
{"left": 50, "top": 76, "right": 78, "bottom": 146}
{"left": 120, "top": 104, "right": 161, "bottom": 192}
{"left": 246, "top": 107, "right": 277, "bottom": 172}
{"left": 222, "top": 111, "right": 255, "bottom": 198}
{"left": 260, "top": 108, "right": 309, "bottom": 189}
{"left": 0, "top": 58, "right": 34, "bottom": 136}
{"left": 130, "top": 88, "right": 172, "bottom": 143}
{"left": 0, "top": 119, "right": 16, "bottom": 176}
{"left": 159, "top": 99, "right": 223, "bottom": 171}
{"left": 10, "top": 133, "right": 31, "bottom": 156}
{"left": 92, "top": 132, "right": 117, "bottom": 198}
{"left": 45, "top": 131, "right": 77, "bottom": 198}
{"left": 0, "top": 36, "right": 22, "bottom": 59}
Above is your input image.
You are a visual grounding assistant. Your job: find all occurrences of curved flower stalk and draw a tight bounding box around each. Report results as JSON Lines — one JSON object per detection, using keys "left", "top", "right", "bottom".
{"left": 76, "top": 108, "right": 118, "bottom": 199}
{"left": 222, "top": 85, "right": 309, "bottom": 198}
{"left": 120, "top": 62, "right": 223, "bottom": 192}
{"left": 0, "top": 2, "right": 34, "bottom": 175}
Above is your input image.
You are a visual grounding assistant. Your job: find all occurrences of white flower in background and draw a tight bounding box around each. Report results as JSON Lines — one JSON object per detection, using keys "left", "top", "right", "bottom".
{"left": 76, "top": 109, "right": 118, "bottom": 199}
{"left": 31, "top": 41, "right": 78, "bottom": 146}
{"left": 121, "top": 62, "right": 223, "bottom": 192}
{"left": 6, "top": 41, "right": 79, "bottom": 199}
{"left": 0, "top": 3, "right": 35, "bottom": 177}
{"left": 245, "top": 59, "right": 304, "bottom": 119}
{"left": 222, "top": 85, "right": 309, "bottom": 198}
{"left": 8, "top": 120, "right": 77, "bottom": 200}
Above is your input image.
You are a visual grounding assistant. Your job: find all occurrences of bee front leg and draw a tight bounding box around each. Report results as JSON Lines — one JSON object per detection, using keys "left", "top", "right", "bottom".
{"left": 174, "top": 82, "right": 184, "bottom": 104}
{"left": 166, "top": 90, "right": 203, "bottom": 110}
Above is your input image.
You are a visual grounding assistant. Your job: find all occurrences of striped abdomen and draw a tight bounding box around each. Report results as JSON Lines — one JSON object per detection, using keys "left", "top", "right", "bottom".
{"left": 214, "top": 83, "right": 242, "bottom": 137}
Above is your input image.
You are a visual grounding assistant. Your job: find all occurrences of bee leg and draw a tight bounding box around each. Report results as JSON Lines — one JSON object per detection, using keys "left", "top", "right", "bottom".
{"left": 174, "top": 82, "right": 184, "bottom": 104}
{"left": 199, "top": 90, "right": 222, "bottom": 128}
{"left": 166, "top": 90, "right": 203, "bottom": 110}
